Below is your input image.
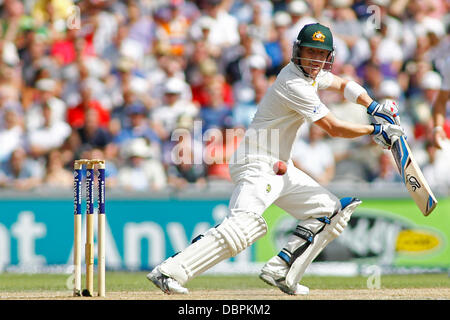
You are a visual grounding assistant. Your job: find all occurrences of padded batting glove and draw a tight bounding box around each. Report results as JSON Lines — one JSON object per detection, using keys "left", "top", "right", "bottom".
{"left": 371, "top": 123, "right": 405, "bottom": 149}
{"left": 367, "top": 100, "right": 401, "bottom": 126}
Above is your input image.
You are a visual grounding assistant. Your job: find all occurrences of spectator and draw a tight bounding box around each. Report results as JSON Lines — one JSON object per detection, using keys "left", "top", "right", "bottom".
{"left": 371, "top": 151, "right": 402, "bottom": 186}
{"left": 358, "top": 61, "right": 384, "bottom": 99}
{"left": 327, "top": 0, "right": 362, "bottom": 51}
{"left": 200, "top": 77, "right": 233, "bottom": 133}
{"left": 167, "top": 136, "right": 207, "bottom": 190}
{"left": 0, "top": 147, "right": 44, "bottom": 191}
{"left": 204, "top": 126, "right": 242, "bottom": 181}
{"left": 89, "top": 2, "right": 121, "bottom": 62}
{"left": 333, "top": 138, "right": 384, "bottom": 183}
{"left": 25, "top": 77, "right": 67, "bottom": 131}
{"left": 378, "top": 79, "right": 404, "bottom": 106}
{"left": 422, "top": 140, "right": 450, "bottom": 190}
{"left": 0, "top": 64, "right": 22, "bottom": 118}
{"left": 114, "top": 102, "right": 161, "bottom": 150}
{"left": 20, "top": 32, "right": 58, "bottom": 88}
{"left": 232, "top": 54, "right": 268, "bottom": 105}
{"left": 0, "top": 108, "right": 24, "bottom": 162}
{"left": 117, "top": 138, "right": 167, "bottom": 191}
{"left": 190, "top": 0, "right": 240, "bottom": 51}
{"left": 43, "top": 149, "right": 73, "bottom": 189}
{"left": 232, "top": 72, "right": 268, "bottom": 128}
{"left": 285, "top": 0, "right": 317, "bottom": 42}
{"left": 67, "top": 81, "right": 110, "bottom": 129}
{"left": 373, "top": 24, "right": 404, "bottom": 75}
{"left": 0, "top": 0, "right": 25, "bottom": 44}
{"left": 408, "top": 70, "right": 442, "bottom": 142}
{"left": 149, "top": 53, "right": 191, "bottom": 102}
{"left": 81, "top": 56, "right": 116, "bottom": 111}
{"left": 126, "top": 1, "right": 156, "bottom": 55}
{"left": 110, "top": 88, "right": 141, "bottom": 134}
{"left": 26, "top": 102, "right": 72, "bottom": 158}
{"left": 110, "top": 55, "right": 154, "bottom": 110}
{"left": 363, "top": 0, "right": 403, "bottom": 42}
{"left": 191, "top": 59, "right": 234, "bottom": 108}
{"left": 32, "top": 0, "right": 74, "bottom": 28}
{"left": 224, "top": 25, "right": 268, "bottom": 85}
{"left": 291, "top": 125, "right": 336, "bottom": 186}
{"left": 151, "top": 77, "right": 198, "bottom": 140}
{"left": 98, "top": 17, "right": 124, "bottom": 64}
{"left": 188, "top": 15, "right": 222, "bottom": 58}
{"left": 154, "top": 0, "right": 191, "bottom": 56}
{"left": 263, "top": 11, "right": 292, "bottom": 77}
{"left": 161, "top": 114, "right": 203, "bottom": 168}
{"left": 184, "top": 39, "right": 215, "bottom": 87}
{"left": 75, "top": 108, "right": 113, "bottom": 150}
{"left": 230, "top": 0, "right": 273, "bottom": 26}
{"left": 50, "top": 28, "right": 81, "bottom": 66}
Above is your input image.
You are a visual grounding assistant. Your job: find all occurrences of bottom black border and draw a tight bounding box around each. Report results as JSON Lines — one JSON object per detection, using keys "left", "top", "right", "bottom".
{"left": 1, "top": 299, "right": 446, "bottom": 318}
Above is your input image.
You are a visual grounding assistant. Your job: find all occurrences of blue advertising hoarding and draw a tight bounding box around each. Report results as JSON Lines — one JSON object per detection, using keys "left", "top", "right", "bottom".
{"left": 0, "top": 197, "right": 232, "bottom": 272}
{"left": 0, "top": 193, "right": 449, "bottom": 274}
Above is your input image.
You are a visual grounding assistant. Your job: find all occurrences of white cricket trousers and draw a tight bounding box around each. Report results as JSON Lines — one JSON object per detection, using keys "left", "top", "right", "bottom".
{"left": 228, "top": 158, "right": 340, "bottom": 219}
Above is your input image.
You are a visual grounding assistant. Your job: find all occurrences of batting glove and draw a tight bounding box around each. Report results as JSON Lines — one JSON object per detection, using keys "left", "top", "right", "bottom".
{"left": 367, "top": 100, "right": 401, "bottom": 126}
{"left": 371, "top": 123, "right": 405, "bottom": 149}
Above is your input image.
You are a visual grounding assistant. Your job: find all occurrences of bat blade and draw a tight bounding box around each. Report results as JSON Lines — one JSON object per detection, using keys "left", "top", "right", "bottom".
{"left": 391, "top": 136, "right": 438, "bottom": 216}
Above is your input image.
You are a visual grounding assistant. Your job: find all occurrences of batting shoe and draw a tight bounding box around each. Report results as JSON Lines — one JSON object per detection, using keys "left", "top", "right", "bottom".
{"left": 146, "top": 267, "right": 189, "bottom": 294}
{"left": 259, "top": 268, "right": 309, "bottom": 295}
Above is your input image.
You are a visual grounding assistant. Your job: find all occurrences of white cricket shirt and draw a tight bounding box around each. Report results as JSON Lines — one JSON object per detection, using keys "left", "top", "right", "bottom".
{"left": 232, "top": 62, "right": 333, "bottom": 163}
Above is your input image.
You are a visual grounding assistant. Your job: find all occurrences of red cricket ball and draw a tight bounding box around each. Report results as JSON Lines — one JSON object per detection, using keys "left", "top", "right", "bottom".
{"left": 273, "top": 161, "right": 287, "bottom": 175}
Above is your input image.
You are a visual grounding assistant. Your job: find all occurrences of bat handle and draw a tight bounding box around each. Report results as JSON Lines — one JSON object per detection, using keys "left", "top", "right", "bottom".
{"left": 391, "top": 134, "right": 403, "bottom": 145}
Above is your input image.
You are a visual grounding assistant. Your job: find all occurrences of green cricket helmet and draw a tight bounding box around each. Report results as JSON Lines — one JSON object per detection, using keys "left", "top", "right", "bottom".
{"left": 291, "top": 23, "right": 335, "bottom": 75}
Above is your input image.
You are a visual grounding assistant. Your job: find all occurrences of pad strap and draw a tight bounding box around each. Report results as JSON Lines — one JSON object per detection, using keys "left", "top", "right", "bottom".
{"left": 160, "top": 212, "right": 267, "bottom": 284}
{"left": 285, "top": 198, "right": 362, "bottom": 289}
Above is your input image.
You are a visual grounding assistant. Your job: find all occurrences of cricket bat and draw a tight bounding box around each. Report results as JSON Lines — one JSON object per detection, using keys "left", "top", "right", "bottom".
{"left": 391, "top": 135, "right": 438, "bottom": 216}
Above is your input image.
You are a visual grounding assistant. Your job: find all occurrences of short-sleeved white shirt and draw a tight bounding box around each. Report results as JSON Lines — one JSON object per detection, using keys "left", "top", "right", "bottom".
{"left": 232, "top": 62, "right": 332, "bottom": 163}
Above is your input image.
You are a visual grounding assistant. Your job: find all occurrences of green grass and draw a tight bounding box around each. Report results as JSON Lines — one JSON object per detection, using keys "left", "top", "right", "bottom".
{"left": 0, "top": 272, "right": 449, "bottom": 292}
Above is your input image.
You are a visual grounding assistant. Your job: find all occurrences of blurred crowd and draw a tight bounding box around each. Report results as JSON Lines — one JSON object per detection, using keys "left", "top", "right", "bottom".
{"left": 0, "top": 0, "right": 449, "bottom": 194}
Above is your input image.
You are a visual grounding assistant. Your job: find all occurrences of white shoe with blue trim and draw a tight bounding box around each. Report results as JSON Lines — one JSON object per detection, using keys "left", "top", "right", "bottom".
{"left": 146, "top": 267, "right": 189, "bottom": 294}
{"left": 259, "top": 267, "right": 309, "bottom": 295}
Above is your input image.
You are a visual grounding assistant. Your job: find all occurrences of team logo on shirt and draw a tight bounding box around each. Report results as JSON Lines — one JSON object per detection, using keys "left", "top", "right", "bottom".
{"left": 313, "top": 105, "right": 321, "bottom": 114}
{"left": 266, "top": 184, "right": 271, "bottom": 193}
{"left": 312, "top": 31, "right": 325, "bottom": 42}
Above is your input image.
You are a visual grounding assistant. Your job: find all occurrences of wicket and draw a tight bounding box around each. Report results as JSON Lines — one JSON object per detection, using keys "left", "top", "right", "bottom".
{"left": 73, "top": 159, "right": 106, "bottom": 297}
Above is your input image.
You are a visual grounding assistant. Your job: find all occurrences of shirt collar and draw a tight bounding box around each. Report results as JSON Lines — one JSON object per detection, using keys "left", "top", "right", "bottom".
{"left": 288, "top": 62, "right": 315, "bottom": 84}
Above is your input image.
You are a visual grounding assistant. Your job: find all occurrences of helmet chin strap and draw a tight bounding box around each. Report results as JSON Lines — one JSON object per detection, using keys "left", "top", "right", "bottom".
{"left": 299, "top": 65, "right": 312, "bottom": 78}
{"left": 292, "top": 62, "right": 317, "bottom": 80}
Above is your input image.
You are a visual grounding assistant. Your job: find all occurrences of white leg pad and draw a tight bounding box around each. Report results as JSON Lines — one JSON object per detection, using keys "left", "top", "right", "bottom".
{"left": 285, "top": 199, "right": 362, "bottom": 289}
{"left": 160, "top": 212, "right": 267, "bottom": 284}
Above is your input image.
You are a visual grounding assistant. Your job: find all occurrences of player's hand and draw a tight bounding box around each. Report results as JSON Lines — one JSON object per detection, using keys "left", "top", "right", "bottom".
{"left": 367, "top": 100, "right": 401, "bottom": 126}
{"left": 371, "top": 123, "right": 405, "bottom": 149}
{"left": 432, "top": 126, "right": 446, "bottom": 149}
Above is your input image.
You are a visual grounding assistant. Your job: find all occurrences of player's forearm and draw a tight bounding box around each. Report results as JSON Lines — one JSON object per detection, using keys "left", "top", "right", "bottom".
{"left": 315, "top": 115, "right": 374, "bottom": 138}
{"left": 356, "top": 92, "right": 373, "bottom": 109}
{"left": 432, "top": 90, "right": 449, "bottom": 128}
{"left": 330, "top": 122, "right": 374, "bottom": 138}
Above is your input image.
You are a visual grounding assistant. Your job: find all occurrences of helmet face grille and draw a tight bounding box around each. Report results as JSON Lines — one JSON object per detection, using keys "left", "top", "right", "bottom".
{"left": 291, "top": 40, "right": 335, "bottom": 76}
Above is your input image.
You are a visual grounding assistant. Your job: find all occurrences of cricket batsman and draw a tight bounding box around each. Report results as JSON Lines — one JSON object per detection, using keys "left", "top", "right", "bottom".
{"left": 147, "top": 23, "right": 404, "bottom": 295}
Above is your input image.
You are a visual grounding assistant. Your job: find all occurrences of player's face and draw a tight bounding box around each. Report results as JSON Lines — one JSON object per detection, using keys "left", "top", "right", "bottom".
{"left": 299, "top": 47, "right": 330, "bottom": 79}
